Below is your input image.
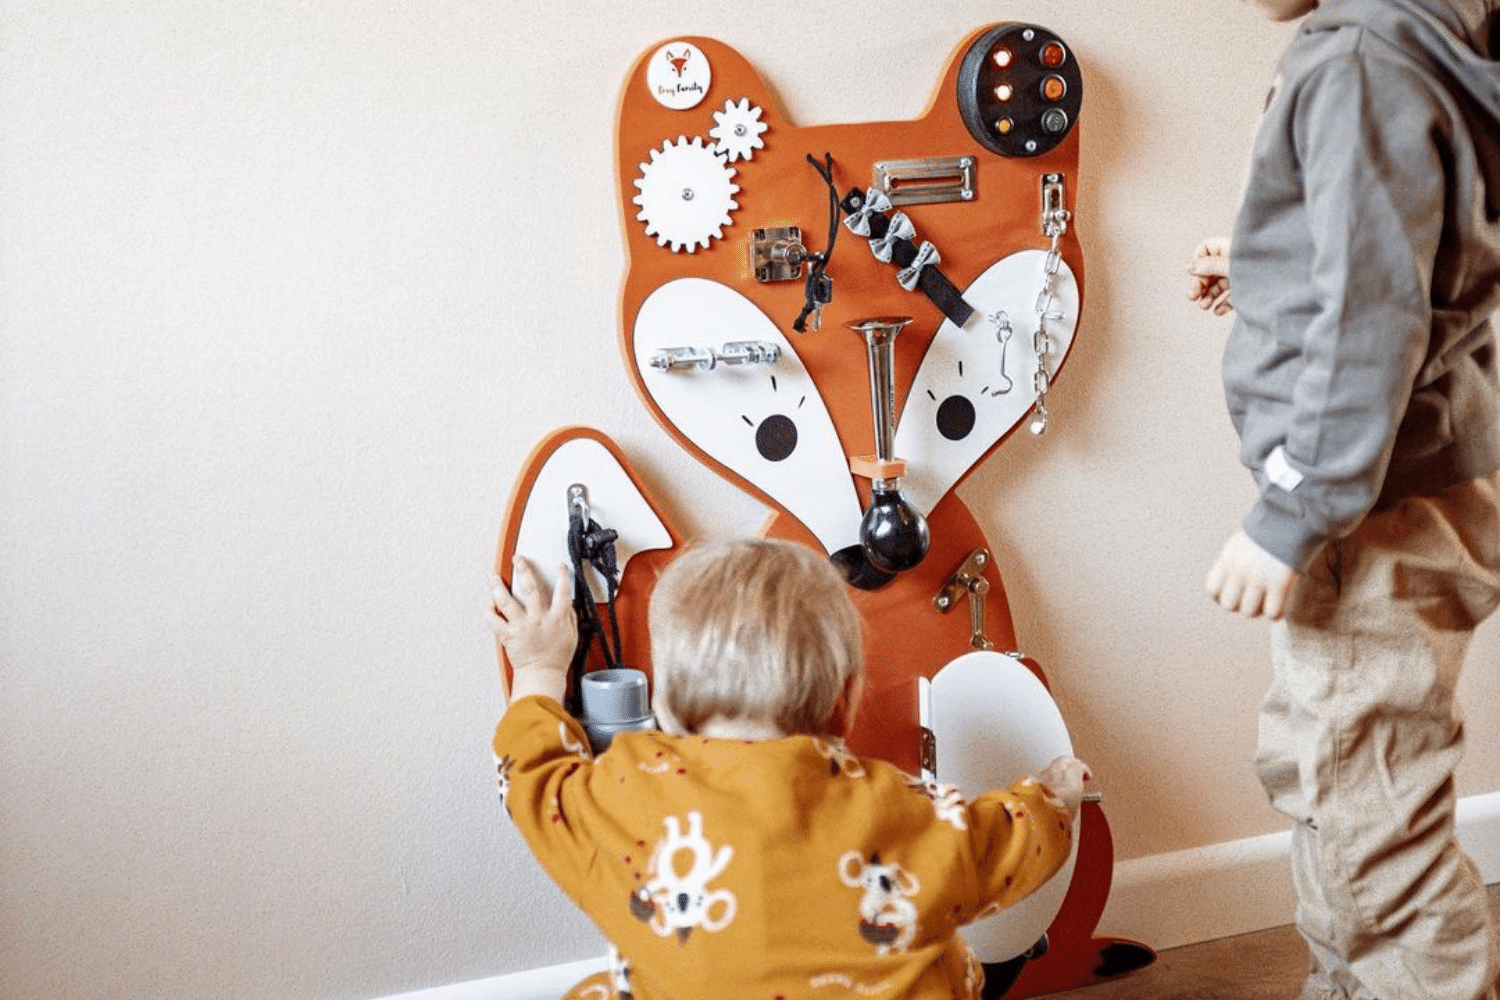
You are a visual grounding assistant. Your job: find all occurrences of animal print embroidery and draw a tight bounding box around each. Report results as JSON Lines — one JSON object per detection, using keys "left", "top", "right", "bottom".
{"left": 637, "top": 748, "right": 681, "bottom": 775}
{"left": 608, "top": 944, "right": 634, "bottom": 1000}
{"left": 808, "top": 971, "right": 897, "bottom": 995}
{"left": 496, "top": 754, "right": 515, "bottom": 816}
{"left": 813, "top": 738, "right": 866, "bottom": 778}
{"left": 962, "top": 942, "right": 982, "bottom": 998}
{"left": 560, "top": 722, "right": 592, "bottom": 759}
{"left": 630, "top": 812, "right": 737, "bottom": 942}
{"left": 904, "top": 775, "right": 968, "bottom": 831}
{"left": 838, "top": 851, "right": 921, "bottom": 955}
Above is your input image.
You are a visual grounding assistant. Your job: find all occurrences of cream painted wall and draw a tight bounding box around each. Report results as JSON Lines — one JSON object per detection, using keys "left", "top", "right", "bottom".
{"left": 2, "top": 2, "right": 1497, "bottom": 999}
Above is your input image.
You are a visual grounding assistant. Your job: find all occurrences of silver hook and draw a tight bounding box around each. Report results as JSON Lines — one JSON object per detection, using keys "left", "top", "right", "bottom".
{"left": 567, "top": 483, "right": 589, "bottom": 524}
{"left": 989, "top": 310, "right": 1014, "bottom": 395}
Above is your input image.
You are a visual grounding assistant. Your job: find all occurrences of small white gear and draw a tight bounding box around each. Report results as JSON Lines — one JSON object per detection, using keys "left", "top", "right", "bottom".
{"left": 708, "top": 98, "right": 768, "bottom": 163}
{"left": 632, "top": 136, "right": 740, "bottom": 253}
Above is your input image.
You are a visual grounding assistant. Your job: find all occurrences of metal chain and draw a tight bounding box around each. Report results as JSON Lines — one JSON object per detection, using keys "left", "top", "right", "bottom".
{"left": 1031, "top": 203, "right": 1070, "bottom": 435}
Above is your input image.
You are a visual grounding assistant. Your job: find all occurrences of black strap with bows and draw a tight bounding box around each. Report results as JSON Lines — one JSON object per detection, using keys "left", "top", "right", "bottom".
{"left": 840, "top": 187, "right": 975, "bottom": 327}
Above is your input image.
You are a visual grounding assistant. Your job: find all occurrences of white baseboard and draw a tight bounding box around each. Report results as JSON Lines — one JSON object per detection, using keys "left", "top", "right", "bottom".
{"left": 1100, "top": 825, "right": 1297, "bottom": 953}
{"left": 1101, "top": 789, "right": 1500, "bottom": 952}
{"left": 393, "top": 791, "right": 1500, "bottom": 1000}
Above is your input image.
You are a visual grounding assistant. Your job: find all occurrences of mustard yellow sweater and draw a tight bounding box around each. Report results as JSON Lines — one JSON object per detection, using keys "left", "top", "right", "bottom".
{"left": 495, "top": 696, "right": 1073, "bottom": 1000}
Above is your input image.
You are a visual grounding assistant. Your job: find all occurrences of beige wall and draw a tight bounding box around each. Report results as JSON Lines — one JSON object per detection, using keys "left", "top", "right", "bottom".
{"left": 3, "top": 2, "right": 1497, "bottom": 999}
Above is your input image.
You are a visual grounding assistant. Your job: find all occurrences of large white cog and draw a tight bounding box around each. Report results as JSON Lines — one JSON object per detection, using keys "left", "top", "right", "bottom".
{"left": 708, "top": 98, "right": 768, "bottom": 163}
{"left": 631, "top": 136, "right": 740, "bottom": 253}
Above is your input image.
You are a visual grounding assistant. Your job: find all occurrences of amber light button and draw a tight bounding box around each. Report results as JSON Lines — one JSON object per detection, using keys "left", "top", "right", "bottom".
{"left": 1042, "top": 75, "right": 1067, "bottom": 101}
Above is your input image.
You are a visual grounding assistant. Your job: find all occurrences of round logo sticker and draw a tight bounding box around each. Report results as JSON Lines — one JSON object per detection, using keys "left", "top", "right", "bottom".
{"left": 646, "top": 41, "right": 711, "bottom": 111}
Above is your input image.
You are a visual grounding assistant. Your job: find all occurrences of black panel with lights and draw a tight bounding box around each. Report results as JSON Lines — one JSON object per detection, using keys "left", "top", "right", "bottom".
{"left": 956, "top": 23, "right": 1083, "bottom": 158}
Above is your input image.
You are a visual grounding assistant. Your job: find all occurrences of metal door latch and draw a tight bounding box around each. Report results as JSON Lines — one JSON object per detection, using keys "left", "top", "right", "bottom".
{"left": 648, "top": 340, "right": 781, "bottom": 372}
{"left": 933, "top": 548, "right": 995, "bottom": 650}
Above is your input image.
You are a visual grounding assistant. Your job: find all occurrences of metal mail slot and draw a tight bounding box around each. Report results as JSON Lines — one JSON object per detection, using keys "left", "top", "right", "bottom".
{"left": 872, "top": 156, "right": 977, "bottom": 207}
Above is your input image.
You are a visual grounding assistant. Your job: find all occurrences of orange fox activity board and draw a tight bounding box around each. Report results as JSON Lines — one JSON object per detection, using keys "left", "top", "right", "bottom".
{"left": 495, "top": 24, "right": 1153, "bottom": 998}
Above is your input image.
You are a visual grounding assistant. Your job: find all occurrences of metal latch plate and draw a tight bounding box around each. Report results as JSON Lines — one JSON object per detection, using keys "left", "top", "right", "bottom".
{"left": 872, "top": 156, "right": 977, "bottom": 207}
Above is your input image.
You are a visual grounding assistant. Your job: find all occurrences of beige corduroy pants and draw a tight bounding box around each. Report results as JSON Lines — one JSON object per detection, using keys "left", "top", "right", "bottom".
{"left": 1256, "top": 472, "right": 1500, "bottom": 1000}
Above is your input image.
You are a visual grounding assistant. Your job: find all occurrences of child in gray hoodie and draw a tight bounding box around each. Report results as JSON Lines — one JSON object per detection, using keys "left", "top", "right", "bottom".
{"left": 1189, "top": 1, "right": 1500, "bottom": 998}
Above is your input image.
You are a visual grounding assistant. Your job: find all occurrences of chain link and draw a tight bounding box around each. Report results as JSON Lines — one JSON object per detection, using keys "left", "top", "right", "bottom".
{"left": 1030, "top": 205, "right": 1070, "bottom": 435}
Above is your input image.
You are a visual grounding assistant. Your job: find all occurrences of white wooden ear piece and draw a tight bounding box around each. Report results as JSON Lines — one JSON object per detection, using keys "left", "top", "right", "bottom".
{"left": 511, "top": 437, "right": 671, "bottom": 599}
{"left": 632, "top": 279, "right": 863, "bottom": 558}
{"left": 925, "top": 651, "right": 1078, "bottom": 962}
{"left": 893, "top": 250, "right": 1079, "bottom": 516}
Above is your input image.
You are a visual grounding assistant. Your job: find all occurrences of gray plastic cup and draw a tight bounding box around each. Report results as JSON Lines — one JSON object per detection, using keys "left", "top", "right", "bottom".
{"left": 579, "top": 668, "right": 655, "bottom": 751}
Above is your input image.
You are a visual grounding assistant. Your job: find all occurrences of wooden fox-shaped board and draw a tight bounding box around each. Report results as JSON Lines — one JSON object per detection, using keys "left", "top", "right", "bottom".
{"left": 495, "top": 24, "right": 1152, "bottom": 997}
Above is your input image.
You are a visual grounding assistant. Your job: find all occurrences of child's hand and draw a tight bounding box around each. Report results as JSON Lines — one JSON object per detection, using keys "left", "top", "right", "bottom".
{"left": 1187, "top": 236, "right": 1234, "bottom": 315}
{"left": 1206, "top": 528, "right": 1300, "bottom": 621}
{"left": 1033, "top": 755, "right": 1092, "bottom": 821}
{"left": 489, "top": 557, "right": 576, "bottom": 704}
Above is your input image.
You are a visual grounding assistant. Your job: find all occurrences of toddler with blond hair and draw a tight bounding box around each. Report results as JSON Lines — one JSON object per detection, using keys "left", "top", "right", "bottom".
{"left": 491, "top": 538, "right": 1087, "bottom": 1000}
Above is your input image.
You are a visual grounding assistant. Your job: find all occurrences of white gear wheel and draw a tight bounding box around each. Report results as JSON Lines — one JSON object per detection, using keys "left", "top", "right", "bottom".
{"left": 708, "top": 98, "right": 768, "bottom": 163}
{"left": 632, "top": 136, "right": 740, "bottom": 253}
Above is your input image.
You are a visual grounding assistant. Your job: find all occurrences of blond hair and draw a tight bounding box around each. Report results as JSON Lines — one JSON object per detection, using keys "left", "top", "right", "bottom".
{"left": 648, "top": 538, "right": 864, "bottom": 736}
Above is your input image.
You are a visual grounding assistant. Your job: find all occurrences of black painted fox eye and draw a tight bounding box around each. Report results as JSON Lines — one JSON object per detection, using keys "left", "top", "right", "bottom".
{"left": 936, "top": 395, "right": 976, "bottom": 441}
{"left": 754, "top": 413, "right": 798, "bottom": 462}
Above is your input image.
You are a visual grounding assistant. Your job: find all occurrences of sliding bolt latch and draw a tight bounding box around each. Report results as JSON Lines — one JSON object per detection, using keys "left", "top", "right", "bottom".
{"left": 933, "top": 549, "right": 996, "bottom": 650}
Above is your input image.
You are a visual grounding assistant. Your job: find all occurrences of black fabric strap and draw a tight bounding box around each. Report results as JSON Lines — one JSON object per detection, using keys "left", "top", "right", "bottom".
{"left": 564, "top": 509, "right": 624, "bottom": 716}
{"left": 839, "top": 188, "right": 975, "bottom": 327}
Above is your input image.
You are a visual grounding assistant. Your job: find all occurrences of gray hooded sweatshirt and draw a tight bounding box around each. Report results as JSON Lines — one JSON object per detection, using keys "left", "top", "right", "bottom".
{"left": 1224, "top": 0, "right": 1500, "bottom": 572}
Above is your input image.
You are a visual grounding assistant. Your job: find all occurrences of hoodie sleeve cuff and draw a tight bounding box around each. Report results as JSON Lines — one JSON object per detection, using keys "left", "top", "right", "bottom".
{"left": 1242, "top": 487, "right": 1327, "bottom": 574}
